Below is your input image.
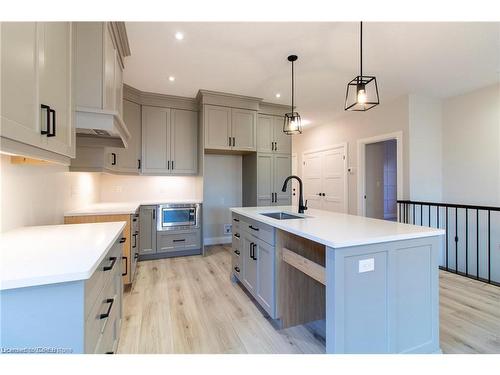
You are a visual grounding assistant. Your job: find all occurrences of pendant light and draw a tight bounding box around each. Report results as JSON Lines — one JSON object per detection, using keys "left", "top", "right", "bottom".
{"left": 344, "top": 22, "right": 380, "bottom": 111}
{"left": 283, "top": 54, "right": 302, "bottom": 135}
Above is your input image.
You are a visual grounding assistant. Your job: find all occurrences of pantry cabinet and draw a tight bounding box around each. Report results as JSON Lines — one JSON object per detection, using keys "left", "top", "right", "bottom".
{"left": 141, "top": 106, "right": 198, "bottom": 175}
{"left": 0, "top": 22, "right": 75, "bottom": 161}
{"left": 204, "top": 105, "right": 256, "bottom": 152}
{"left": 257, "top": 114, "right": 290, "bottom": 154}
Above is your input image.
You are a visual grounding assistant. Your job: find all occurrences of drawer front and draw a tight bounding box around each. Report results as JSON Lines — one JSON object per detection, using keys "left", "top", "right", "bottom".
{"left": 157, "top": 230, "right": 201, "bottom": 253}
{"left": 85, "top": 237, "right": 123, "bottom": 319}
{"left": 85, "top": 257, "right": 122, "bottom": 353}
{"left": 240, "top": 217, "right": 275, "bottom": 246}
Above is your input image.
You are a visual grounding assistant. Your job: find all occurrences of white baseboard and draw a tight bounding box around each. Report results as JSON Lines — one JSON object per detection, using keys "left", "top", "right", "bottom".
{"left": 204, "top": 236, "right": 232, "bottom": 246}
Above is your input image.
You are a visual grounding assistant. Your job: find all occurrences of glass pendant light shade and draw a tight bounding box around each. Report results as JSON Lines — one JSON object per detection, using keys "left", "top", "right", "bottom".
{"left": 283, "top": 55, "right": 302, "bottom": 135}
{"left": 345, "top": 22, "right": 380, "bottom": 112}
{"left": 283, "top": 111, "right": 302, "bottom": 135}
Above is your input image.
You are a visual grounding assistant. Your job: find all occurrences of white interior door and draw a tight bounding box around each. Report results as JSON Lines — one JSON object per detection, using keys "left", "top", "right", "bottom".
{"left": 303, "top": 144, "right": 348, "bottom": 213}
{"left": 322, "top": 147, "right": 347, "bottom": 213}
{"left": 303, "top": 152, "right": 323, "bottom": 209}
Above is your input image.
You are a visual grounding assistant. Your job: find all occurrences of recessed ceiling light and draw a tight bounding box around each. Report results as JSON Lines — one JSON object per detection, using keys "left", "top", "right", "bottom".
{"left": 275, "top": 93, "right": 281, "bottom": 98}
{"left": 175, "top": 32, "right": 184, "bottom": 40}
{"left": 168, "top": 76, "right": 175, "bottom": 82}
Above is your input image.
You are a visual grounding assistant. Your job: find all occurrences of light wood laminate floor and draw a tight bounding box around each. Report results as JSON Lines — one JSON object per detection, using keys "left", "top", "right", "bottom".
{"left": 117, "top": 245, "right": 500, "bottom": 354}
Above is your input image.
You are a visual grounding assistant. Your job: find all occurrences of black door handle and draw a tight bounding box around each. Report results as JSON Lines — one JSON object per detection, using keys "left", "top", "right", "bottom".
{"left": 47, "top": 108, "right": 56, "bottom": 137}
{"left": 249, "top": 242, "right": 254, "bottom": 259}
{"left": 122, "top": 256, "right": 128, "bottom": 276}
{"left": 171, "top": 160, "right": 174, "bottom": 170}
{"left": 40, "top": 104, "right": 50, "bottom": 135}
{"left": 103, "top": 257, "right": 117, "bottom": 271}
{"left": 251, "top": 243, "right": 257, "bottom": 261}
{"left": 99, "top": 298, "right": 114, "bottom": 319}
{"left": 138, "top": 159, "right": 141, "bottom": 170}
{"left": 152, "top": 209, "right": 155, "bottom": 220}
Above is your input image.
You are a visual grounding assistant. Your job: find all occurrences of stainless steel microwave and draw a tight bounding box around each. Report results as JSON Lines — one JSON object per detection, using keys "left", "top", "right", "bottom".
{"left": 157, "top": 203, "right": 200, "bottom": 231}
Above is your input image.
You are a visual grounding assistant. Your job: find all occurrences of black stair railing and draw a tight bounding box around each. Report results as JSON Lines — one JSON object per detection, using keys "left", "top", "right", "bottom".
{"left": 397, "top": 200, "right": 499, "bottom": 287}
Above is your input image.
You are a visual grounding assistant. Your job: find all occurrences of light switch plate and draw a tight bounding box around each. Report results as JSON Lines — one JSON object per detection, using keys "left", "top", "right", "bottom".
{"left": 359, "top": 258, "right": 375, "bottom": 273}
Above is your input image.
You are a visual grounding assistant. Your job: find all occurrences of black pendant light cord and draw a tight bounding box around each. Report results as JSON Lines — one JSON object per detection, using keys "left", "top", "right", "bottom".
{"left": 291, "top": 59, "right": 294, "bottom": 113}
{"left": 360, "top": 21, "right": 363, "bottom": 77}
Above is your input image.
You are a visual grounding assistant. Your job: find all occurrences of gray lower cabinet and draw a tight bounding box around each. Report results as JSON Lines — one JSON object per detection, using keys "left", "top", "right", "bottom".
{"left": 255, "top": 153, "right": 291, "bottom": 207}
{"left": 139, "top": 205, "right": 157, "bottom": 255}
{"left": 231, "top": 213, "right": 276, "bottom": 318}
{"left": 0, "top": 234, "right": 124, "bottom": 354}
{"left": 142, "top": 106, "right": 198, "bottom": 175}
{"left": 157, "top": 230, "right": 201, "bottom": 253}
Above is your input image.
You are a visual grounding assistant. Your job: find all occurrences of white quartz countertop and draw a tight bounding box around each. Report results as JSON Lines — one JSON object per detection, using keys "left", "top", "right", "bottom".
{"left": 0, "top": 221, "right": 126, "bottom": 290}
{"left": 230, "top": 206, "right": 445, "bottom": 249}
{"left": 64, "top": 199, "right": 202, "bottom": 216}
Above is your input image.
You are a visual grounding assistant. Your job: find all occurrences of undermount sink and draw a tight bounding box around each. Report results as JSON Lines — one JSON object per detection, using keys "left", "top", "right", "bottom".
{"left": 260, "top": 212, "right": 304, "bottom": 220}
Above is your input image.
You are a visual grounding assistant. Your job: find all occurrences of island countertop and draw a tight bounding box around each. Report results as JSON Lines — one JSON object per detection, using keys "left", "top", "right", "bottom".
{"left": 230, "top": 206, "right": 445, "bottom": 249}
{"left": 0, "top": 221, "right": 126, "bottom": 290}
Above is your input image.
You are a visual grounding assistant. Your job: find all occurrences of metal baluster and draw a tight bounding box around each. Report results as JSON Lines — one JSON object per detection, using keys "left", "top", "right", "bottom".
{"left": 465, "top": 208, "right": 468, "bottom": 277}
{"left": 476, "top": 209, "right": 479, "bottom": 280}
{"left": 488, "top": 210, "right": 491, "bottom": 283}
{"left": 455, "top": 207, "right": 458, "bottom": 274}
{"left": 445, "top": 207, "right": 449, "bottom": 271}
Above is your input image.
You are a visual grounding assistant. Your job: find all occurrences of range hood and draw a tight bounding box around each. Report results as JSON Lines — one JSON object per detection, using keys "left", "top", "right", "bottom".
{"left": 75, "top": 107, "right": 131, "bottom": 148}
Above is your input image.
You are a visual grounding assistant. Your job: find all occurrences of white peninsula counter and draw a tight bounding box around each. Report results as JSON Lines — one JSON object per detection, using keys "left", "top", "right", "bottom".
{"left": 230, "top": 206, "right": 445, "bottom": 354}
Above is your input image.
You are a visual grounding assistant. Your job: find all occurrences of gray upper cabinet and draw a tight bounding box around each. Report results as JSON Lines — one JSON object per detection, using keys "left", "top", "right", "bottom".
{"left": 257, "top": 114, "right": 290, "bottom": 154}
{"left": 204, "top": 104, "right": 256, "bottom": 152}
{"left": 170, "top": 109, "right": 198, "bottom": 174}
{"left": 106, "top": 99, "right": 141, "bottom": 173}
{"left": 1, "top": 22, "right": 75, "bottom": 161}
{"left": 204, "top": 105, "right": 231, "bottom": 150}
{"left": 142, "top": 105, "right": 198, "bottom": 175}
{"left": 273, "top": 154, "right": 292, "bottom": 205}
{"left": 232, "top": 108, "right": 256, "bottom": 151}
{"left": 142, "top": 106, "right": 170, "bottom": 174}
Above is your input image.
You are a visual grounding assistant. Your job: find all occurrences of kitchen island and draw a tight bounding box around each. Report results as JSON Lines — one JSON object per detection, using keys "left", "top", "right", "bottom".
{"left": 230, "top": 206, "right": 445, "bottom": 354}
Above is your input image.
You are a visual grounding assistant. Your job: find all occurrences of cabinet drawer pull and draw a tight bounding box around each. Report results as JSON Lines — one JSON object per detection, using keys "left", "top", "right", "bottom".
{"left": 234, "top": 249, "right": 240, "bottom": 255}
{"left": 229, "top": 137, "right": 231, "bottom": 146}
{"left": 47, "top": 108, "right": 56, "bottom": 137}
{"left": 132, "top": 233, "right": 137, "bottom": 248}
{"left": 105, "top": 352, "right": 114, "bottom": 355}
{"left": 99, "top": 298, "right": 114, "bottom": 319}
{"left": 138, "top": 159, "right": 141, "bottom": 170}
{"left": 233, "top": 218, "right": 239, "bottom": 222}
{"left": 234, "top": 233, "right": 240, "bottom": 238}
{"left": 103, "top": 257, "right": 117, "bottom": 271}
{"left": 111, "top": 153, "right": 117, "bottom": 166}
{"left": 173, "top": 239, "right": 186, "bottom": 243}
{"left": 122, "top": 256, "right": 128, "bottom": 276}
{"left": 234, "top": 266, "right": 240, "bottom": 273}
{"left": 134, "top": 252, "right": 139, "bottom": 260}
{"left": 249, "top": 225, "right": 259, "bottom": 231}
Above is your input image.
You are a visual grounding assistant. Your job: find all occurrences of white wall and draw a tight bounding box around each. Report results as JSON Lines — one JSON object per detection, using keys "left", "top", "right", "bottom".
{"left": 293, "top": 95, "right": 410, "bottom": 215}
{"left": 0, "top": 155, "right": 101, "bottom": 232}
{"left": 442, "top": 83, "right": 500, "bottom": 206}
{"left": 99, "top": 174, "right": 202, "bottom": 203}
{"left": 408, "top": 94, "right": 443, "bottom": 201}
{"left": 203, "top": 154, "right": 242, "bottom": 244}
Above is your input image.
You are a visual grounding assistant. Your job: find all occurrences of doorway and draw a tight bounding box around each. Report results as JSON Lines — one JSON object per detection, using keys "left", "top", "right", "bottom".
{"left": 357, "top": 131, "right": 403, "bottom": 219}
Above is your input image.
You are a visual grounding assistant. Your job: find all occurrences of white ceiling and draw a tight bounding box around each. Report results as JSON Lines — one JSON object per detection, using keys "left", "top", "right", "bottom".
{"left": 124, "top": 22, "right": 500, "bottom": 127}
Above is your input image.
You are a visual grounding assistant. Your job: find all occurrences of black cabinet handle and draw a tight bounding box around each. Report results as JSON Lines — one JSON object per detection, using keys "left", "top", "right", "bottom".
{"left": 171, "top": 160, "right": 174, "bottom": 170}
{"left": 233, "top": 218, "right": 239, "bottom": 222}
{"left": 132, "top": 233, "right": 137, "bottom": 248}
{"left": 253, "top": 243, "right": 257, "bottom": 261}
{"left": 40, "top": 104, "right": 50, "bottom": 135}
{"left": 173, "top": 239, "right": 186, "bottom": 243}
{"left": 120, "top": 237, "right": 126, "bottom": 243}
{"left": 111, "top": 153, "right": 117, "bottom": 166}
{"left": 249, "top": 242, "right": 253, "bottom": 259}
{"left": 103, "top": 257, "right": 117, "bottom": 271}
{"left": 134, "top": 252, "right": 139, "bottom": 260}
{"left": 274, "top": 142, "right": 278, "bottom": 151}
{"left": 234, "top": 249, "right": 240, "bottom": 255}
{"left": 233, "top": 137, "right": 236, "bottom": 147}
{"left": 234, "top": 233, "right": 240, "bottom": 238}
{"left": 105, "top": 352, "right": 114, "bottom": 355}
{"left": 234, "top": 266, "right": 240, "bottom": 273}
{"left": 138, "top": 159, "right": 141, "bottom": 170}
{"left": 249, "top": 225, "right": 259, "bottom": 231}
{"left": 228, "top": 137, "right": 231, "bottom": 146}
{"left": 152, "top": 209, "right": 155, "bottom": 220}
{"left": 122, "top": 256, "right": 128, "bottom": 276}
{"left": 47, "top": 108, "right": 56, "bottom": 137}
{"left": 250, "top": 243, "right": 257, "bottom": 260}
{"left": 99, "top": 298, "right": 114, "bottom": 319}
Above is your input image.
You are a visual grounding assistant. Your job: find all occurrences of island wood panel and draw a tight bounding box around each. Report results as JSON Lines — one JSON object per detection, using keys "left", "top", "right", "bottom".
{"left": 282, "top": 247, "right": 326, "bottom": 285}
{"left": 276, "top": 229, "right": 326, "bottom": 329}
{"left": 64, "top": 214, "right": 131, "bottom": 285}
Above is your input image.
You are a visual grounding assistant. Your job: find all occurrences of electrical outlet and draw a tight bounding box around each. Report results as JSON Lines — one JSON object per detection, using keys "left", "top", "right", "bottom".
{"left": 112, "top": 185, "right": 122, "bottom": 193}
{"left": 359, "top": 258, "right": 375, "bottom": 273}
{"left": 224, "top": 224, "right": 232, "bottom": 235}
